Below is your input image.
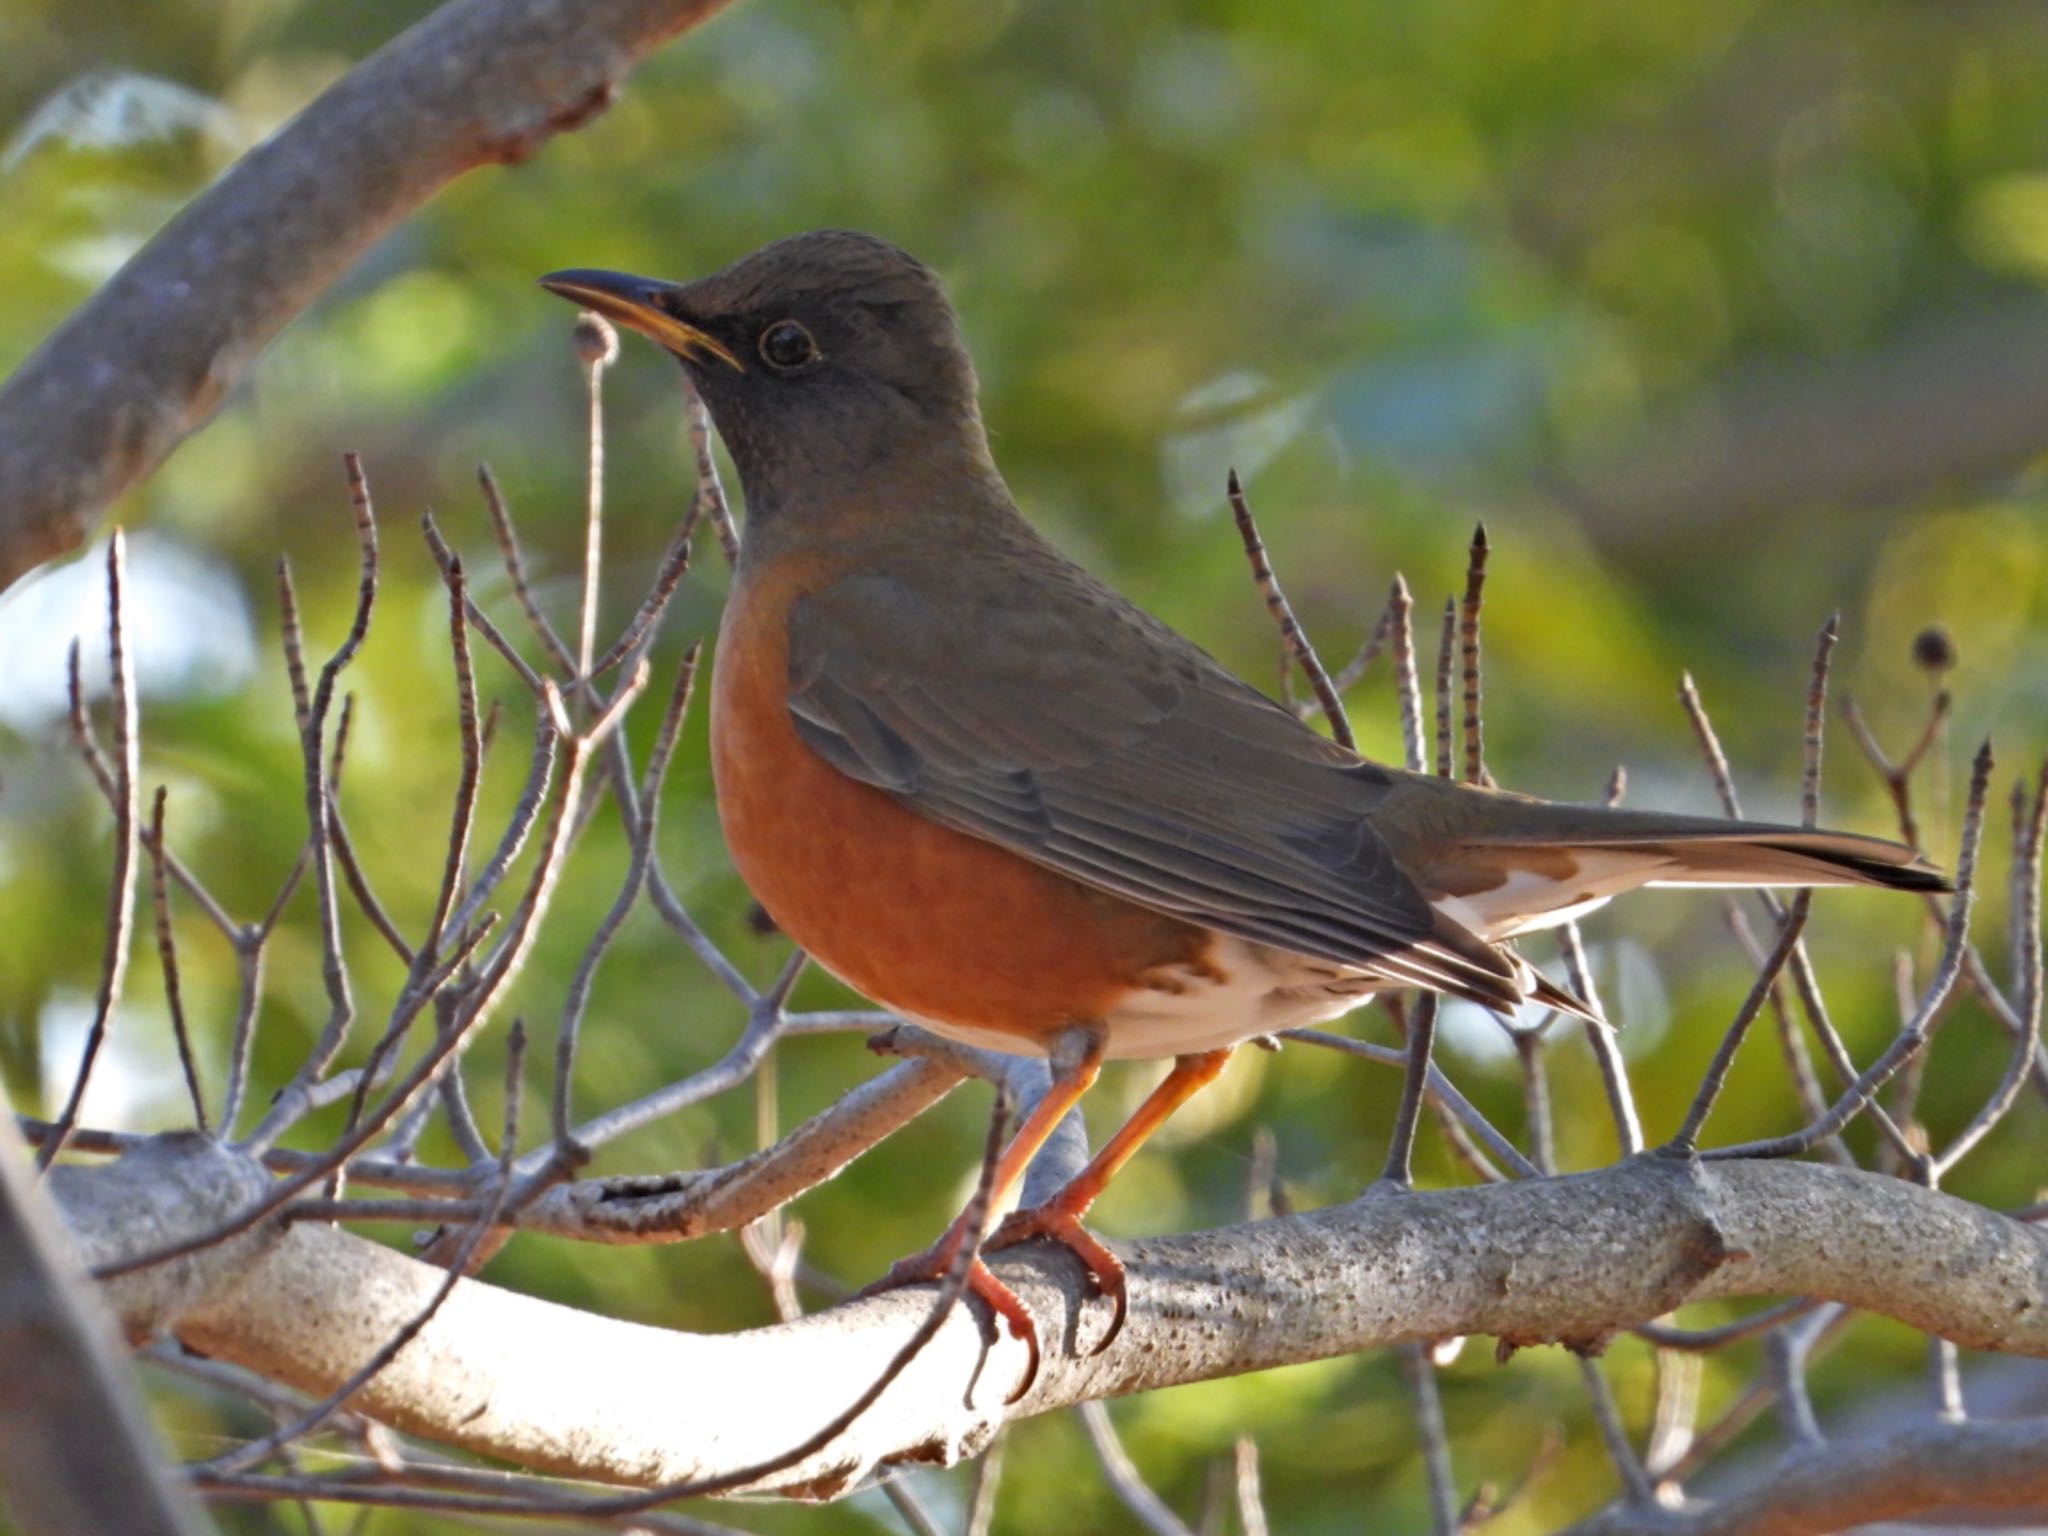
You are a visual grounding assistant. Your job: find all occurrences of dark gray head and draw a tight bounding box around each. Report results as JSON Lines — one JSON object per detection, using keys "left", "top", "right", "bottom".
{"left": 541, "top": 231, "right": 993, "bottom": 521}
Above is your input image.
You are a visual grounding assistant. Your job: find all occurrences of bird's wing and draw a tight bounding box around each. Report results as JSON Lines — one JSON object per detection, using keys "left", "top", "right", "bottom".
{"left": 785, "top": 552, "right": 1527, "bottom": 1010}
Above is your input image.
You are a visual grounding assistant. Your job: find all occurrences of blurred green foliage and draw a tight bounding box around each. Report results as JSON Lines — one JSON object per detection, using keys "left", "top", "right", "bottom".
{"left": 3, "top": 1, "right": 2047, "bottom": 1532}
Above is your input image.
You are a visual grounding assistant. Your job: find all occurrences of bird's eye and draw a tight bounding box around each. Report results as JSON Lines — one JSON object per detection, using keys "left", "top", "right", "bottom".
{"left": 758, "top": 319, "right": 819, "bottom": 371}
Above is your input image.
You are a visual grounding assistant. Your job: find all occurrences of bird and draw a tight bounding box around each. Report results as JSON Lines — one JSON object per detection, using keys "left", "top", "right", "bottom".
{"left": 541, "top": 231, "right": 1946, "bottom": 1390}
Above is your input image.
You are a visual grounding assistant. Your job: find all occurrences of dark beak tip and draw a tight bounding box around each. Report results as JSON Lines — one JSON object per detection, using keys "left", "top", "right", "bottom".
{"left": 538, "top": 267, "right": 652, "bottom": 305}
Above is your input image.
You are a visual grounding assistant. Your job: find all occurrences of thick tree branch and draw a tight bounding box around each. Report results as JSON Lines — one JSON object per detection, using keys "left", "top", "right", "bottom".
{"left": 0, "top": 1109, "right": 216, "bottom": 1536}
{"left": 1562, "top": 1415, "right": 2048, "bottom": 1536}
{"left": 1556, "top": 300, "right": 2048, "bottom": 550}
{"left": 51, "top": 1135, "right": 2048, "bottom": 1503}
{"left": 0, "top": 0, "right": 740, "bottom": 590}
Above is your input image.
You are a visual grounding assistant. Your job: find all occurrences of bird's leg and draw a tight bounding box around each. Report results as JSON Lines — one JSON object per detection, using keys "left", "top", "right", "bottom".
{"left": 989, "top": 1046, "right": 1234, "bottom": 1353}
{"left": 865, "top": 1025, "right": 1104, "bottom": 1400}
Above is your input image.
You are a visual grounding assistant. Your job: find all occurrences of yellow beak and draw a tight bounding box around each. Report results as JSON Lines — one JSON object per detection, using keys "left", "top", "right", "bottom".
{"left": 538, "top": 269, "right": 745, "bottom": 372}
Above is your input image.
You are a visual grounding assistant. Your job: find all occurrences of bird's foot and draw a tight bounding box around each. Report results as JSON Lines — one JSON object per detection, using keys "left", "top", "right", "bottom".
{"left": 986, "top": 1203, "right": 1127, "bottom": 1354}
{"left": 861, "top": 1237, "right": 1041, "bottom": 1403}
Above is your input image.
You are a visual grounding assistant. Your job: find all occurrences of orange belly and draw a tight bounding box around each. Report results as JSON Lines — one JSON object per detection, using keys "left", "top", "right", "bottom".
{"left": 710, "top": 556, "right": 1211, "bottom": 1046}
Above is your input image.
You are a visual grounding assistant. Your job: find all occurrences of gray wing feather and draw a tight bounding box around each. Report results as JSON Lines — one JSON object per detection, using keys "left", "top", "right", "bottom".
{"left": 786, "top": 561, "right": 1523, "bottom": 1007}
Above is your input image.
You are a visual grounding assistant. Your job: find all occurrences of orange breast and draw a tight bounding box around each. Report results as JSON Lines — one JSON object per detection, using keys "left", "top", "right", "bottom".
{"left": 710, "top": 554, "right": 1211, "bottom": 1045}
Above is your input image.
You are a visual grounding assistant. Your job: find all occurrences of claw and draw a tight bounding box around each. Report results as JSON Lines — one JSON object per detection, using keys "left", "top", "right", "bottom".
{"left": 987, "top": 1204, "right": 1127, "bottom": 1354}
{"left": 862, "top": 1240, "right": 1042, "bottom": 1402}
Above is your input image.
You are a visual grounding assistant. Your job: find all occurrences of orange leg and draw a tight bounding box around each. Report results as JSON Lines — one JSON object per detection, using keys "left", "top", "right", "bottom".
{"left": 865, "top": 1027, "right": 1105, "bottom": 1400}
{"left": 989, "top": 1047, "right": 1234, "bottom": 1352}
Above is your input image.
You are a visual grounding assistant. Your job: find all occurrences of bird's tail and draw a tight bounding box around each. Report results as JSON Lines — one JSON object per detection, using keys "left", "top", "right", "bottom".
{"left": 1426, "top": 809, "right": 1948, "bottom": 946}
{"left": 1557, "top": 819, "right": 1949, "bottom": 893}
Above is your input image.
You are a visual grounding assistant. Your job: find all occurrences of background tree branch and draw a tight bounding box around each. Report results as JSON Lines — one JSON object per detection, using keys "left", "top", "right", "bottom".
{"left": 0, "top": 0, "right": 741, "bottom": 592}
{"left": 0, "top": 1087, "right": 213, "bottom": 1536}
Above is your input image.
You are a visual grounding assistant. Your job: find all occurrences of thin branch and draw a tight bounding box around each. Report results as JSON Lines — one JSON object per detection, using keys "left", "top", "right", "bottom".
{"left": 681, "top": 376, "right": 740, "bottom": 566}
{"left": 1434, "top": 596, "right": 1455, "bottom": 778}
{"left": 552, "top": 645, "right": 700, "bottom": 1152}
{"left": 1378, "top": 993, "right": 1441, "bottom": 1187}
{"left": 424, "top": 552, "right": 486, "bottom": 970}
{"left": 1579, "top": 1356, "right": 1657, "bottom": 1507}
{"left": 1934, "top": 758, "right": 2046, "bottom": 1173}
{"left": 421, "top": 509, "right": 547, "bottom": 698}
{"left": 1396, "top": 1344, "right": 1459, "bottom": 1535}
{"left": 1635, "top": 1296, "right": 1824, "bottom": 1354}
{"left": 1459, "top": 522, "right": 1487, "bottom": 785}
{"left": 1665, "top": 891, "right": 1812, "bottom": 1154}
{"left": 1682, "top": 659, "right": 1917, "bottom": 1163}
{"left": 146, "top": 786, "right": 209, "bottom": 1133}
{"left": 1078, "top": 1401, "right": 1194, "bottom": 1536}
{"left": 1290, "top": 1027, "right": 1540, "bottom": 1180}
{"left": 1389, "top": 574, "right": 1425, "bottom": 773}
{"left": 282, "top": 457, "right": 380, "bottom": 1092}
{"left": 39, "top": 534, "right": 141, "bottom": 1172}
{"left": 65, "top": 641, "right": 236, "bottom": 939}
{"left": 1323, "top": 602, "right": 1393, "bottom": 697}
{"left": 1227, "top": 468, "right": 1352, "bottom": 746}
{"left": 1707, "top": 740, "right": 1991, "bottom": 1160}
{"left": 1841, "top": 689, "right": 1951, "bottom": 854}
{"left": 573, "top": 314, "right": 616, "bottom": 681}
{"left": 964, "top": 1430, "right": 1005, "bottom": 1536}
{"left": 1232, "top": 1437, "right": 1269, "bottom": 1536}
{"left": 1516, "top": 1026, "right": 1556, "bottom": 1175}
{"left": 1800, "top": 614, "right": 1838, "bottom": 826}
{"left": 1561, "top": 923, "right": 1640, "bottom": 1156}
{"left": 478, "top": 463, "right": 578, "bottom": 677}
{"left": 576, "top": 514, "right": 694, "bottom": 688}
{"left": 100, "top": 670, "right": 640, "bottom": 1274}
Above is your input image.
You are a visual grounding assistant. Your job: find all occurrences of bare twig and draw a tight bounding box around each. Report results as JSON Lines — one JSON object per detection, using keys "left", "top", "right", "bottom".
{"left": 145, "top": 786, "right": 209, "bottom": 1133}
{"left": 1323, "top": 602, "right": 1393, "bottom": 698}
{"left": 100, "top": 671, "right": 643, "bottom": 1275}
{"left": 282, "top": 458, "right": 381, "bottom": 1090}
{"left": 421, "top": 508, "right": 547, "bottom": 698}
{"left": 573, "top": 314, "right": 616, "bottom": 681}
{"left": 1561, "top": 923, "right": 1640, "bottom": 1156}
{"left": 39, "top": 535, "right": 141, "bottom": 1172}
{"left": 1579, "top": 1356, "right": 1658, "bottom": 1507}
{"left": 1681, "top": 660, "right": 1917, "bottom": 1163}
{"left": 965, "top": 1431, "right": 1005, "bottom": 1536}
{"left": 577, "top": 515, "right": 695, "bottom": 688}
{"left": 1228, "top": 468, "right": 1352, "bottom": 747}
{"left": 1707, "top": 740, "right": 1991, "bottom": 1160}
{"left": 1434, "top": 596, "right": 1456, "bottom": 779}
{"left": 1665, "top": 891, "right": 1813, "bottom": 1154}
{"left": 1389, "top": 574, "right": 1425, "bottom": 773}
{"left": 552, "top": 645, "right": 702, "bottom": 1153}
{"left": 1841, "top": 689, "right": 1951, "bottom": 854}
{"left": 1934, "top": 759, "right": 2045, "bottom": 1173}
{"left": 1397, "top": 1344, "right": 1459, "bottom": 1534}
{"left": 1459, "top": 522, "right": 1488, "bottom": 785}
{"left": 1079, "top": 1401, "right": 1195, "bottom": 1536}
{"left": 682, "top": 376, "right": 740, "bottom": 565}
{"left": 1290, "top": 1027, "right": 1540, "bottom": 1180}
{"left": 1379, "top": 994, "right": 1441, "bottom": 1187}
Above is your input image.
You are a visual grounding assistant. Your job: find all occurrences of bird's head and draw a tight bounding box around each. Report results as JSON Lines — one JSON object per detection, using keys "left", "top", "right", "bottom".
{"left": 541, "top": 231, "right": 993, "bottom": 524}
